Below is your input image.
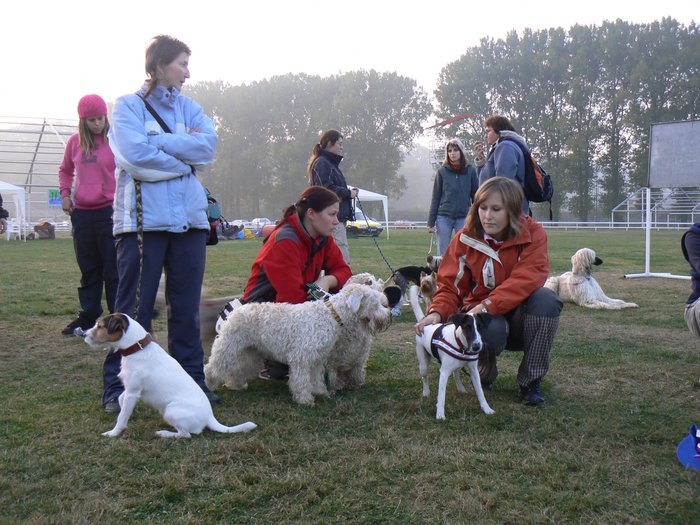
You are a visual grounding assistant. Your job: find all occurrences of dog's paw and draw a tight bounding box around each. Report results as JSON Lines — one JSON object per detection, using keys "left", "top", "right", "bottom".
{"left": 102, "top": 429, "right": 122, "bottom": 437}
{"left": 483, "top": 407, "right": 496, "bottom": 415}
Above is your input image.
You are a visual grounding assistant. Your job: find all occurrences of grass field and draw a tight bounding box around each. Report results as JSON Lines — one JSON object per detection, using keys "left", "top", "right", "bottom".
{"left": 1, "top": 229, "right": 699, "bottom": 524}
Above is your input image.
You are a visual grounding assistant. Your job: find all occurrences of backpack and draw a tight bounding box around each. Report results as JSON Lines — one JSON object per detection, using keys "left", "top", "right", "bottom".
{"left": 499, "top": 136, "right": 553, "bottom": 207}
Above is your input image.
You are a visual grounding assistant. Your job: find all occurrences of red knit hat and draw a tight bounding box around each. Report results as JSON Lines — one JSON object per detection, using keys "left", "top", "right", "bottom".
{"left": 77, "top": 94, "right": 108, "bottom": 119}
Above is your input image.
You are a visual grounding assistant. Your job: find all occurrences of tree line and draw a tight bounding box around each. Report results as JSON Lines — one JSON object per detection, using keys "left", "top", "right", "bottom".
{"left": 434, "top": 18, "right": 699, "bottom": 220}
{"left": 188, "top": 17, "right": 699, "bottom": 221}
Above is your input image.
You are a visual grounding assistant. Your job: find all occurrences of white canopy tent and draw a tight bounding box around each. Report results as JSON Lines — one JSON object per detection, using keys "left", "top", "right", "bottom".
{"left": 0, "top": 180, "right": 27, "bottom": 240}
{"left": 352, "top": 187, "right": 389, "bottom": 238}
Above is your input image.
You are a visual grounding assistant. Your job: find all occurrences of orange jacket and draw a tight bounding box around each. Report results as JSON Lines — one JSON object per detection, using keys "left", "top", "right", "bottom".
{"left": 428, "top": 215, "right": 550, "bottom": 320}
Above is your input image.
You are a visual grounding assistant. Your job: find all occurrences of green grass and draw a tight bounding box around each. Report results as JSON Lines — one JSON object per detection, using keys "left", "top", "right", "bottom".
{"left": 1, "top": 229, "right": 699, "bottom": 524}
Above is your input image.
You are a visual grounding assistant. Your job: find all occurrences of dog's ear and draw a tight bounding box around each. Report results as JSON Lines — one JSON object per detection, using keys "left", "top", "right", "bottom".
{"left": 383, "top": 285, "right": 402, "bottom": 308}
{"left": 594, "top": 256, "right": 603, "bottom": 266}
{"left": 474, "top": 312, "right": 494, "bottom": 330}
{"left": 106, "top": 313, "right": 129, "bottom": 335}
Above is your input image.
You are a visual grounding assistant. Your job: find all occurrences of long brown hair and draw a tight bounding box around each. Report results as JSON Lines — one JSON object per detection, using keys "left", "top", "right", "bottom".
{"left": 466, "top": 177, "right": 524, "bottom": 240}
{"left": 307, "top": 129, "right": 342, "bottom": 183}
{"left": 143, "top": 35, "right": 191, "bottom": 98}
{"left": 78, "top": 117, "right": 110, "bottom": 157}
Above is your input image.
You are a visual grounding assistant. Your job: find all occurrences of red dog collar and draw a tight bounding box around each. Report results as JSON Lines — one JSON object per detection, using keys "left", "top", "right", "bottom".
{"left": 118, "top": 334, "right": 152, "bottom": 356}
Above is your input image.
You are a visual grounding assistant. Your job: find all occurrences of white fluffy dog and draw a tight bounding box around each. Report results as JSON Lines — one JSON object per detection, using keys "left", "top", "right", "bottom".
{"left": 545, "top": 248, "right": 638, "bottom": 309}
{"left": 205, "top": 283, "right": 393, "bottom": 405}
{"left": 410, "top": 286, "right": 494, "bottom": 419}
{"left": 325, "top": 274, "right": 397, "bottom": 393}
{"left": 84, "top": 313, "right": 257, "bottom": 438}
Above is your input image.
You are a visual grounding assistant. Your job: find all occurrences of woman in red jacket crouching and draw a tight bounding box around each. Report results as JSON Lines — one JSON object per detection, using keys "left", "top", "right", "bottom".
{"left": 243, "top": 185, "right": 352, "bottom": 379}
{"left": 416, "top": 176, "right": 562, "bottom": 406}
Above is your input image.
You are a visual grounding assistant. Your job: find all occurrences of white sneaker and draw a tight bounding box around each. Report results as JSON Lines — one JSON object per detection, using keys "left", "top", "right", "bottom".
{"left": 215, "top": 298, "right": 242, "bottom": 334}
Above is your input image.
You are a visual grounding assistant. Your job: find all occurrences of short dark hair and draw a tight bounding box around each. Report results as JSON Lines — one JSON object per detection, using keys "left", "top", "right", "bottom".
{"left": 144, "top": 35, "right": 191, "bottom": 97}
{"left": 484, "top": 115, "right": 516, "bottom": 134}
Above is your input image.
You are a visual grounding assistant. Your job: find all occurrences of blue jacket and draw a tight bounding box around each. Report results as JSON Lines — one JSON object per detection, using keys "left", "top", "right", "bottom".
{"left": 310, "top": 150, "right": 354, "bottom": 222}
{"left": 477, "top": 130, "right": 529, "bottom": 213}
{"left": 110, "top": 84, "right": 218, "bottom": 234}
{"left": 682, "top": 222, "right": 700, "bottom": 304}
{"left": 427, "top": 164, "right": 478, "bottom": 227}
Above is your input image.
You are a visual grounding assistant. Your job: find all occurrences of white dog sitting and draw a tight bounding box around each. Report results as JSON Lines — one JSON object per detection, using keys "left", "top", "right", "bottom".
{"left": 83, "top": 313, "right": 257, "bottom": 438}
{"left": 205, "top": 283, "right": 393, "bottom": 405}
{"left": 545, "top": 248, "right": 638, "bottom": 309}
{"left": 410, "top": 285, "right": 495, "bottom": 420}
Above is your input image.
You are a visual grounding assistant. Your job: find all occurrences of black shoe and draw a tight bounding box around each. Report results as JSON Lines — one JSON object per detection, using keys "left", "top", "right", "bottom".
{"left": 205, "top": 390, "right": 221, "bottom": 405}
{"left": 197, "top": 382, "right": 221, "bottom": 405}
{"left": 104, "top": 398, "right": 121, "bottom": 413}
{"left": 62, "top": 315, "right": 94, "bottom": 336}
{"left": 519, "top": 381, "right": 545, "bottom": 406}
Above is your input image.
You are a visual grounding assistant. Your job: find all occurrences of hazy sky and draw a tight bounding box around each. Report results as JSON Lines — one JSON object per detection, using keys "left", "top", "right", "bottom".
{"left": 3, "top": 0, "right": 697, "bottom": 120}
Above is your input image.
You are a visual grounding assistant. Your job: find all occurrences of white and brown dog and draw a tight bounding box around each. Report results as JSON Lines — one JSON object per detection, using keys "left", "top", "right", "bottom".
{"left": 83, "top": 313, "right": 257, "bottom": 438}
{"left": 545, "top": 248, "right": 638, "bottom": 309}
{"left": 410, "top": 285, "right": 494, "bottom": 419}
{"left": 205, "top": 283, "right": 394, "bottom": 406}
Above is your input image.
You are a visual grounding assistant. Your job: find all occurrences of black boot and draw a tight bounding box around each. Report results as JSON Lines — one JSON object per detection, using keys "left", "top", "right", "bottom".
{"left": 519, "top": 380, "right": 545, "bottom": 406}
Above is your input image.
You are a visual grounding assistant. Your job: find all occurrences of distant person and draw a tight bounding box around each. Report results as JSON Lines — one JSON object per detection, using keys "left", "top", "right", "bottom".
{"left": 474, "top": 115, "right": 531, "bottom": 214}
{"left": 105, "top": 35, "right": 218, "bottom": 413}
{"left": 0, "top": 194, "right": 8, "bottom": 235}
{"left": 682, "top": 222, "right": 700, "bottom": 386}
{"left": 427, "top": 138, "right": 478, "bottom": 255}
{"left": 307, "top": 129, "right": 358, "bottom": 264}
{"left": 416, "top": 177, "right": 563, "bottom": 406}
{"left": 58, "top": 94, "right": 118, "bottom": 336}
{"left": 242, "top": 185, "right": 352, "bottom": 379}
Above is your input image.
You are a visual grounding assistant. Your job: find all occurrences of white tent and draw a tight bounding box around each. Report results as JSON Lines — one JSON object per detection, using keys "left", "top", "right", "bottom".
{"left": 352, "top": 187, "right": 389, "bottom": 238}
{"left": 0, "top": 180, "right": 27, "bottom": 240}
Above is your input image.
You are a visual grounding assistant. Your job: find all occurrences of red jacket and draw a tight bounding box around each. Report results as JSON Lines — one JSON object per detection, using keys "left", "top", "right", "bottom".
{"left": 429, "top": 215, "right": 550, "bottom": 321}
{"left": 244, "top": 212, "right": 352, "bottom": 304}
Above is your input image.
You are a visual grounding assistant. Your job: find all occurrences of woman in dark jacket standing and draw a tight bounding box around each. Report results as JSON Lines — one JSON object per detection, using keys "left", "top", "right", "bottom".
{"left": 308, "top": 129, "right": 358, "bottom": 264}
{"left": 427, "top": 138, "right": 478, "bottom": 255}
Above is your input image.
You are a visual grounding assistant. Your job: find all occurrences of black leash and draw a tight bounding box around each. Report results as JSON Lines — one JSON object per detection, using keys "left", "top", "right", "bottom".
{"left": 353, "top": 196, "right": 408, "bottom": 290}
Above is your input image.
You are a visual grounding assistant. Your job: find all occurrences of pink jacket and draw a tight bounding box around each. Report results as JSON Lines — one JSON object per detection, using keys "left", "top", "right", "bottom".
{"left": 59, "top": 134, "right": 116, "bottom": 210}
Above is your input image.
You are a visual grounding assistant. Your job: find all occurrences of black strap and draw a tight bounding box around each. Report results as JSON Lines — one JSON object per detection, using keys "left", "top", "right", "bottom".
{"left": 139, "top": 95, "right": 172, "bottom": 134}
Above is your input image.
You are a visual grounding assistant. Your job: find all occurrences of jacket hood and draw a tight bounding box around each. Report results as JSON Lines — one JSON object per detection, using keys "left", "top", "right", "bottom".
{"left": 498, "top": 130, "right": 529, "bottom": 151}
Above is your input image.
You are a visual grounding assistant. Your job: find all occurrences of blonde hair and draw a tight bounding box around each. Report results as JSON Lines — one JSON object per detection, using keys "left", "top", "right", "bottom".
{"left": 466, "top": 177, "right": 524, "bottom": 240}
{"left": 78, "top": 117, "right": 110, "bottom": 156}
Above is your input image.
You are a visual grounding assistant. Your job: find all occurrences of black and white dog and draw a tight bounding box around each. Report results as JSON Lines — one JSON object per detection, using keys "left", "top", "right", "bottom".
{"left": 410, "top": 285, "right": 495, "bottom": 419}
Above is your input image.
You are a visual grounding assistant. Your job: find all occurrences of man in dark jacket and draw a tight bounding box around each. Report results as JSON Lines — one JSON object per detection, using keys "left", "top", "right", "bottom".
{"left": 0, "top": 194, "right": 9, "bottom": 235}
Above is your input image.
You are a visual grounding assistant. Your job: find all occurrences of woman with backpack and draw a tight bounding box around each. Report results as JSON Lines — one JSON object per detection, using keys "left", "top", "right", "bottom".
{"left": 427, "top": 138, "right": 478, "bottom": 256}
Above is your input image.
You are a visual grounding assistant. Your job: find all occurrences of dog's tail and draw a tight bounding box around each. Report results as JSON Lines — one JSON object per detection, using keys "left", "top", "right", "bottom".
{"left": 409, "top": 285, "right": 425, "bottom": 322}
{"left": 207, "top": 418, "right": 258, "bottom": 434}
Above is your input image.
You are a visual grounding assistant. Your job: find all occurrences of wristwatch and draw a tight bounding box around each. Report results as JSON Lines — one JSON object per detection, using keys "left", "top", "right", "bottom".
{"left": 479, "top": 305, "right": 489, "bottom": 314}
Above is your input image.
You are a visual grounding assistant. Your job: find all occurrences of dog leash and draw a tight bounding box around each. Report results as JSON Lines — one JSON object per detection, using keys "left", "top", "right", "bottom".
{"left": 354, "top": 196, "right": 405, "bottom": 286}
{"left": 428, "top": 231, "right": 435, "bottom": 255}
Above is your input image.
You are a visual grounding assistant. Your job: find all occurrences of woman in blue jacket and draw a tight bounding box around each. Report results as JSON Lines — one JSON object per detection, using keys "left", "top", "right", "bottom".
{"left": 103, "top": 35, "right": 219, "bottom": 412}
{"left": 427, "top": 138, "right": 478, "bottom": 256}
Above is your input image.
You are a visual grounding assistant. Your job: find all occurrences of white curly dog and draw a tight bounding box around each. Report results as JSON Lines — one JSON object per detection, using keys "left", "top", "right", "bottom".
{"left": 326, "top": 273, "right": 398, "bottom": 393}
{"left": 545, "top": 247, "right": 638, "bottom": 309}
{"left": 83, "top": 313, "right": 257, "bottom": 438}
{"left": 205, "top": 283, "right": 394, "bottom": 405}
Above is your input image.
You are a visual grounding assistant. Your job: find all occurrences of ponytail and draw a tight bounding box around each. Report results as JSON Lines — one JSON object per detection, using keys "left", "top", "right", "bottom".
{"left": 307, "top": 129, "right": 343, "bottom": 184}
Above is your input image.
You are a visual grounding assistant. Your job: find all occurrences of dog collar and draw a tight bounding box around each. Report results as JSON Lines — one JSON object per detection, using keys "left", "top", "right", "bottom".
{"left": 430, "top": 325, "right": 480, "bottom": 362}
{"left": 324, "top": 300, "right": 344, "bottom": 326}
{"left": 118, "top": 334, "right": 152, "bottom": 356}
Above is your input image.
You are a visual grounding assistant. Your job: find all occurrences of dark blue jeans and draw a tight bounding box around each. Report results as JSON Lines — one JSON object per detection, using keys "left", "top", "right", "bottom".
{"left": 102, "top": 229, "right": 207, "bottom": 404}
{"left": 70, "top": 206, "right": 118, "bottom": 322}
